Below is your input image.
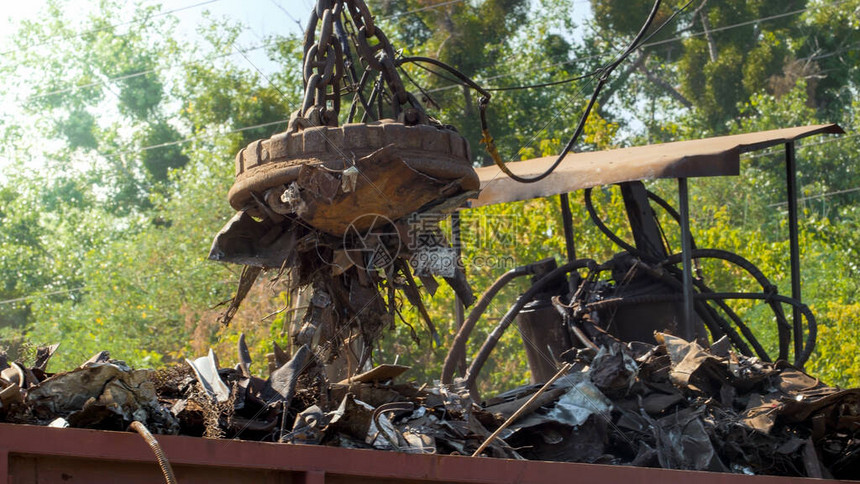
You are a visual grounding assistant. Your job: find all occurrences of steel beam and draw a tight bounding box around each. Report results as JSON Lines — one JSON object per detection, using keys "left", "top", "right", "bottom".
{"left": 621, "top": 181, "right": 667, "bottom": 262}
{"left": 785, "top": 141, "right": 803, "bottom": 364}
{"left": 678, "top": 177, "right": 695, "bottom": 341}
{"left": 559, "top": 193, "right": 576, "bottom": 261}
{"left": 452, "top": 212, "right": 467, "bottom": 375}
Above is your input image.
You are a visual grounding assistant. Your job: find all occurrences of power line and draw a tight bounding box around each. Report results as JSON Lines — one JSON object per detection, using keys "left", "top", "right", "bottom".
{"left": 384, "top": 0, "right": 465, "bottom": 18}
{"left": 4, "top": 117, "right": 289, "bottom": 168}
{"left": 771, "top": 186, "right": 860, "bottom": 207}
{"left": 423, "top": 1, "right": 842, "bottom": 94}
{"left": 23, "top": 1, "right": 840, "bottom": 103}
{"left": 269, "top": 0, "right": 303, "bottom": 29}
{"left": 743, "top": 132, "right": 860, "bottom": 161}
{"left": 733, "top": 132, "right": 860, "bottom": 207}
{"left": 126, "top": 118, "right": 289, "bottom": 155}
{"left": 23, "top": 0, "right": 474, "bottom": 102}
{"left": 0, "top": 0, "right": 221, "bottom": 57}
{"left": 642, "top": 3, "right": 842, "bottom": 49}
{"left": 23, "top": 39, "right": 286, "bottom": 102}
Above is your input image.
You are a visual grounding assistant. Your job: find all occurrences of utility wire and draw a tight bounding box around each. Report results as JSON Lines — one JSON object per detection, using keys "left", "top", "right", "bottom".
{"left": 269, "top": 0, "right": 303, "bottom": 29}
{"left": 23, "top": 0, "right": 847, "bottom": 103}
{"left": 22, "top": 0, "right": 474, "bottom": 101}
{"left": 770, "top": 186, "right": 860, "bottom": 207}
{"left": 24, "top": 42, "right": 269, "bottom": 102}
{"left": 743, "top": 132, "right": 860, "bottom": 161}
{"left": 733, "top": 133, "right": 860, "bottom": 207}
{"left": 424, "top": 0, "right": 842, "bottom": 94}
{"left": 384, "top": 0, "right": 465, "bottom": 18}
{"left": 124, "top": 118, "right": 289, "bottom": 155}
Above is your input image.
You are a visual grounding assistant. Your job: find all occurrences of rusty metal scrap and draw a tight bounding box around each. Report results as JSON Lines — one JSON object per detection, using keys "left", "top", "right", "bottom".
{"left": 1, "top": 336, "right": 857, "bottom": 479}
{"left": 5, "top": 351, "right": 179, "bottom": 434}
{"left": 470, "top": 124, "right": 845, "bottom": 208}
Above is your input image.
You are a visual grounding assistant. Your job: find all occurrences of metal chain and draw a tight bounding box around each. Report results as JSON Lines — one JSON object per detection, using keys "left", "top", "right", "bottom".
{"left": 294, "top": 0, "right": 345, "bottom": 130}
{"left": 290, "top": 0, "right": 419, "bottom": 132}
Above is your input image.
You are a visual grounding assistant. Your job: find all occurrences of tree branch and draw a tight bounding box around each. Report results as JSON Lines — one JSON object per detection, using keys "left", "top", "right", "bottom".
{"left": 697, "top": 1, "right": 718, "bottom": 62}
{"left": 638, "top": 64, "right": 693, "bottom": 109}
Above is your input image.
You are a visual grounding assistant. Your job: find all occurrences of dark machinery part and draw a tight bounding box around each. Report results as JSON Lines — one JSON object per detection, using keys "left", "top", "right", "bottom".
{"left": 516, "top": 297, "right": 572, "bottom": 384}
{"left": 514, "top": 259, "right": 573, "bottom": 384}
{"left": 455, "top": 184, "right": 817, "bottom": 387}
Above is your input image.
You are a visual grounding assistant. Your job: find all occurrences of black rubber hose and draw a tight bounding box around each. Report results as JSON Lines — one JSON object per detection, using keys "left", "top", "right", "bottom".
{"left": 646, "top": 188, "right": 698, "bottom": 256}
{"left": 464, "top": 259, "right": 596, "bottom": 393}
{"left": 638, "top": 260, "right": 764, "bottom": 360}
{"left": 584, "top": 187, "right": 640, "bottom": 256}
{"left": 441, "top": 267, "right": 530, "bottom": 384}
{"left": 347, "top": 68, "right": 373, "bottom": 123}
{"left": 599, "top": 193, "right": 770, "bottom": 360}
{"left": 661, "top": 249, "right": 793, "bottom": 361}
{"left": 396, "top": 56, "right": 491, "bottom": 99}
{"left": 478, "top": 0, "right": 665, "bottom": 184}
{"left": 687, "top": 273, "right": 771, "bottom": 361}
{"left": 630, "top": 262, "right": 756, "bottom": 358}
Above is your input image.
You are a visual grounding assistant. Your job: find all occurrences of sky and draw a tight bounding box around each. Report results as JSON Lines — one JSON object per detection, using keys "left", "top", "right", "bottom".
{"left": 1, "top": 0, "right": 593, "bottom": 78}
{"left": 0, "top": 0, "right": 594, "bottom": 175}
{"left": 0, "top": 0, "right": 312, "bottom": 77}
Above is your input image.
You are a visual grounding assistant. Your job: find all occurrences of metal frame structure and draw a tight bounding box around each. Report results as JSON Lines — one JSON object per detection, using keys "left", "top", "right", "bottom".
{"left": 466, "top": 124, "right": 843, "bottom": 362}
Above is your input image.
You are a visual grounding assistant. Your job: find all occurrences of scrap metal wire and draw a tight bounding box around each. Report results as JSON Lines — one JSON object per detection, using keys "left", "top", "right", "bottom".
{"left": 130, "top": 421, "right": 178, "bottom": 484}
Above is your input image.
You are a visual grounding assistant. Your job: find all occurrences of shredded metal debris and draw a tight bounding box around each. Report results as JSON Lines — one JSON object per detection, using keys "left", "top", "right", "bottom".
{"left": 1, "top": 334, "right": 856, "bottom": 479}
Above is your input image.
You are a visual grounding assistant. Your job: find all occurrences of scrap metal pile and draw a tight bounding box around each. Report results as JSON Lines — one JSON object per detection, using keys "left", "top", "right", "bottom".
{"left": 2, "top": 0, "right": 857, "bottom": 481}
{"left": 1, "top": 333, "right": 857, "bottom": 479}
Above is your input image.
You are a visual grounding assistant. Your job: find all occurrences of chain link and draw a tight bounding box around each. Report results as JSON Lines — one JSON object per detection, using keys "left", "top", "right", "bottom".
{"left": 291, "top": 0, "right": 417, "bottom": 132}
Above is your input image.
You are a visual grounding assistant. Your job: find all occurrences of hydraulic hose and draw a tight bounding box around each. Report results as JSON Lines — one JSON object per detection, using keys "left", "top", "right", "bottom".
{"left": 636, "top": 262, "right": 758, "bottom": 359}
{"left": 661, "top": 249, "right": 793, "bottom": 361}
{"left": 480, "top": 0, "right": 666, "bottom": 184}
{"left": 584, "top": 187, "right": 640, "bottom": 256}
{"left": 584, "top": 291, "right": 816, "bottom": 367}
{"left": 464, "top": 259, "right": 596, "bottom": 394}
{"left": 441, "top": 266, "right": 530, "bottom": 384}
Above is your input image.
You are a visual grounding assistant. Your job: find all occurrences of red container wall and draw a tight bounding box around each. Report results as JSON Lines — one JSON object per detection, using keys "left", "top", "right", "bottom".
{"left": 0, "top": 424, "right": 853, "bottom": 484}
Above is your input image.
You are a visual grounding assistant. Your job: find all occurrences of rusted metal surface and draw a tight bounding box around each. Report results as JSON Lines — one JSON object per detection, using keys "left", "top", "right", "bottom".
{"left": 228, "top": 121, "right": 478, "bottom": 227}
{"left": 2, "top": 423, "right": 854, "bottom": 484}
{"left": 470, "top": 124, "right": 844, "bottom": 208}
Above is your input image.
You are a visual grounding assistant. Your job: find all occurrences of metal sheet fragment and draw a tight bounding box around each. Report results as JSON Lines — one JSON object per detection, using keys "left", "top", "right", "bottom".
{"left": 337, "top": 364, "right": 410, "bottom": 385}
{"left": 544, "top": 380, "right": 612, "bottom": 428}
{"left": 265, "top": 344, "right": 310, "bottom": 405}
{"left": 27, "top": 361, "right": 178, "bottom": 433}
{"left": 1, "top": 331, "right": 857, "bottom": 479}
{"left": 185, "top": 349, "right": 231, "bottom": 403}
